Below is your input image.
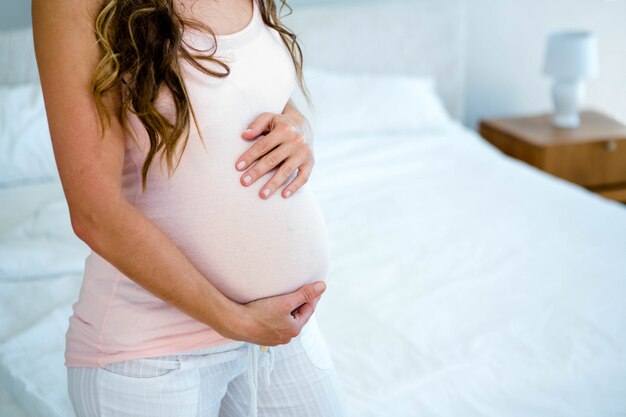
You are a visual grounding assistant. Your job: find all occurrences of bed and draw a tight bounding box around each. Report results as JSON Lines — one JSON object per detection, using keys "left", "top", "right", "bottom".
{"left": 2, "top": 0, "right": 626, "bottom": 416}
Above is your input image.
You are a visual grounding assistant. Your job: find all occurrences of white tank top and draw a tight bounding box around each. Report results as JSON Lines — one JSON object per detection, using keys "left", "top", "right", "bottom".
{"left": 65, "top": 0, "right": 330, "bottom": 367}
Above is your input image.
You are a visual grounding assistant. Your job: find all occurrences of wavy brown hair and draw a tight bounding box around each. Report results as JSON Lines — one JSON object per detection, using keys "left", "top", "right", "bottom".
{"left": 91, "top": 0, "right": 311, "bottom": 192}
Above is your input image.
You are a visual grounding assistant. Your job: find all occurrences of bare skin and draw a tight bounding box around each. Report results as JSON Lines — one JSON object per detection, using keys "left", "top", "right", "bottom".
{"left": 176, "top": 0, "right": 254, "bottom": 36}
{"left": 31, "top": 0, "right": 325, "bottom": 347}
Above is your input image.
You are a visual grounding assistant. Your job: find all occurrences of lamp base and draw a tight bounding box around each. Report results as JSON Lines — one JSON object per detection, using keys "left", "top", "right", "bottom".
{"left": 551, "top": 79, "right": 585, "bottom": 129}
{"left": 552, "top": 113, "right": 580, "bottom": 129}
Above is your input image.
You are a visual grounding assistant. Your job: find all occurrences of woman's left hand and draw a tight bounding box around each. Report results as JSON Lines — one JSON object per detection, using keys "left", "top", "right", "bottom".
{"left": 235, "top": 99, "right": 314, "bottom": 200}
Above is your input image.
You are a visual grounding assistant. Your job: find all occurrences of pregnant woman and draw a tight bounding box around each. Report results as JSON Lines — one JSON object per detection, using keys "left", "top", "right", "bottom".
{"left": 32, "top": 0, "right": 347, "bottom": 415}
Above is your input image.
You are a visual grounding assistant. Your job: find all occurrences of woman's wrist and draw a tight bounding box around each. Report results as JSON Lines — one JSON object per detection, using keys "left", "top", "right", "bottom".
{"left": 211, "top": 296, "right": 255, "bottom": 341}
{"left": 282, "top": 99, "right": 314, "bottom": 146}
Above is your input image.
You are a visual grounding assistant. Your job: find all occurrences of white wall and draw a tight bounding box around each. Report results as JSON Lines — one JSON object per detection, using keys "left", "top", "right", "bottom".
{"left": 464, "top": 0, "right": 626, "bottom": 128}
{"left": 5, "top": 0, "right": 625, "bottom": 128}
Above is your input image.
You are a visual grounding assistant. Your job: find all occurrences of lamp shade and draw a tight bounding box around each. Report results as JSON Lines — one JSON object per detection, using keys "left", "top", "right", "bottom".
{"left": 543, "top": 31, "right": 598, "bottom": 79}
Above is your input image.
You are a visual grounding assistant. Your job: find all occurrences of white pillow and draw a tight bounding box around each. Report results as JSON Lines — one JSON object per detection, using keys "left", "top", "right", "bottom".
{"left": 291, "top": 67, "right": 452, "bottom": 138}
{"left": 0, "top": 83, "right": 58, "bottom": 187}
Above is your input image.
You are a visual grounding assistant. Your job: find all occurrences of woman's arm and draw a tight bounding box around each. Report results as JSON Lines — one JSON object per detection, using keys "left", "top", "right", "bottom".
{"left": 31, "top": 0, "right": 247, "bottom": 340}
{"left": 31, "top": 0, "right": 325, "bottom": 346}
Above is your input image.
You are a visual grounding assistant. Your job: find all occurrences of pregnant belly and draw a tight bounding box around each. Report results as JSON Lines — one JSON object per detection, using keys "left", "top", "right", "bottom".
{"left": 138, "top": 163, "right": 331, "bottom": 305}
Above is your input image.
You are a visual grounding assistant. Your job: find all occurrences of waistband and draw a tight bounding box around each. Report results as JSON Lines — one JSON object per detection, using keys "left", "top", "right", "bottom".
{"left": 175, "top": 343, "right": 273, "bottom": 417}
{"left": 176, "top": 316, "right": 316, "bottom": 417}
{"left": 97, "top": 342, "right": 271, "bottom": 417}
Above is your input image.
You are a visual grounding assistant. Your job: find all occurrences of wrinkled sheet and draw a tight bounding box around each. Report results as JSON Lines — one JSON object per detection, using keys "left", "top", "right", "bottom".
{"left": 1, "top": 122, "right": 626, "bottom": 416}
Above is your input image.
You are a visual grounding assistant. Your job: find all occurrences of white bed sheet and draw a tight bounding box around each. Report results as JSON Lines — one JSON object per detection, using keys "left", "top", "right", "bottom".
{"left": 1, "top": 121, "right": 625, "bottom": 417}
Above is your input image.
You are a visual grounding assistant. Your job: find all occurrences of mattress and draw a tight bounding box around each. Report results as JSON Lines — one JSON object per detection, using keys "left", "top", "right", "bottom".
{"left": 1, "top": 120, "right": 625, "bottom": 416}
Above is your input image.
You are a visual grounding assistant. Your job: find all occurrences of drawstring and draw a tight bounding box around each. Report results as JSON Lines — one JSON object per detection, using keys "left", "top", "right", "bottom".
{"left": 246, "top": 344, "right": 275, "bottom": 417}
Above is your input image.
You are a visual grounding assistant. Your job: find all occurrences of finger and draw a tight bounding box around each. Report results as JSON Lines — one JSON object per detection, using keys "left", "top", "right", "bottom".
{"left": 238, "top": 137, "right": 282, "bottom": 186}
{"left": 282, "top": 158, "right": 314, "bottom": 199}
{"left": 236, "top": 120, "right": 296, "bottom": 171}
{"left": 241, "top": 112, "right": 275, "bottom": 140}
{"left": 258, "top": 152, "right": 304, "bottom": 199}
{"left": 292, "top": 294, "right": 321, "bottom": 323}
{"left": 287, "top": 281, "right": 326, "bottom": 312}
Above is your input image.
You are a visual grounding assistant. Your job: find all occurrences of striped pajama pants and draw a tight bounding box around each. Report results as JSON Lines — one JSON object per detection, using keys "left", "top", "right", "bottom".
{"left": 67, "top": 315, "right": 348, "bottom": 417}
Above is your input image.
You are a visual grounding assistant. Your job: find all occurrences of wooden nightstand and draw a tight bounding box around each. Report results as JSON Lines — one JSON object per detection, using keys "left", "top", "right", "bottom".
{"left": 479, "top": 110, "right": 626, "bottom": 203}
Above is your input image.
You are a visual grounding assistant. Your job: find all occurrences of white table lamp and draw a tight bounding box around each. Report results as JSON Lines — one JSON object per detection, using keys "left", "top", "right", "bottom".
{"left": 543, "top": 31, "right": 599, "bottom": 129}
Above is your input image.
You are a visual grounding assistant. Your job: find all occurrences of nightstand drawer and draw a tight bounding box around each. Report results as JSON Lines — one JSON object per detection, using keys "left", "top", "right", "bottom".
{"left": 544, "top": 138, "right": 626, "bottom": 187}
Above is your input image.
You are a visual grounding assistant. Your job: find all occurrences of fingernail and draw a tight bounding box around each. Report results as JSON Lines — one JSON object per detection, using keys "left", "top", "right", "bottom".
{"left": 284, "top": 190, "right": 291, "bottom": 198}
{"left": 262, "top": 188, "right": 270, "bottom": 197}
{"left": 314, "top": 282, "right": 326, "bottom": 292}
{"left": 244, "top": 128, "right": 253, "bottom": 133}
{"left": 243, "top": 175, "right": 251, "bottom": 184}
{"left": 236, "top": 161, "right": 246, "bottom": 170}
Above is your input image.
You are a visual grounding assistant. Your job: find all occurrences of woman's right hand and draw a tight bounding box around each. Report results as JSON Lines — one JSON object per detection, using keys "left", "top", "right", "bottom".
{"left": 225, "top": 280, "right": 327, "bottom": 346}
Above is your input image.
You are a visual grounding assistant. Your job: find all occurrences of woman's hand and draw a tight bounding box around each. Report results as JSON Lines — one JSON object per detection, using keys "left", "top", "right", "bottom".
{"left": 235, "top": 99, "right": 314, "bottom": 200}
{"left": 226, "top": 280, "right": 327, "bottom": 346}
